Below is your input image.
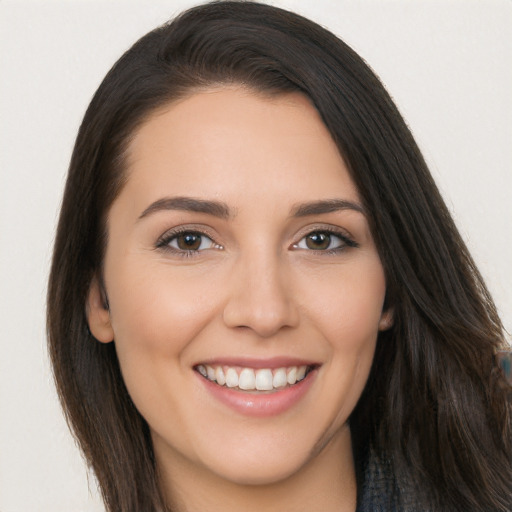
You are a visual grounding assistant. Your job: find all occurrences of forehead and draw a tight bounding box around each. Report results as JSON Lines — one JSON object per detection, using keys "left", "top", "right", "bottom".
{"left": 119, "top": 87, "right": 360, "bottom": 214}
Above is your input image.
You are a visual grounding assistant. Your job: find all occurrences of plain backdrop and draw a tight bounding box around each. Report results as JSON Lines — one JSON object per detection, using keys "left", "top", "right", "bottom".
{"left": 0, "top": 1, "right": 511, "bottom": 510}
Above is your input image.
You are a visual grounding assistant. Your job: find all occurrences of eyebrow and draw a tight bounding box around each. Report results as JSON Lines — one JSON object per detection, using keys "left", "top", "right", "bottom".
{"left": 137, "top": 196, "right": 365, "bottom": 221}
{"left": 290, "top": 199, "right": 365, "bottom": 217}
{"left": 138, "top": 196, "right": 232, "bottom": 220}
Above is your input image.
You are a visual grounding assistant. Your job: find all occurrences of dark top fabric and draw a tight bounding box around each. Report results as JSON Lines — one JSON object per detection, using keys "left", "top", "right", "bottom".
{"left": 355, "top": 443, "right": 402, "bottom": 512}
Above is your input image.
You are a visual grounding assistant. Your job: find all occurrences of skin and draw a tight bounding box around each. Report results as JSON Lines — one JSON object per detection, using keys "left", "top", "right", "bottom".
{"left": 87, "top": 87, "right": 392, "bottom": 512}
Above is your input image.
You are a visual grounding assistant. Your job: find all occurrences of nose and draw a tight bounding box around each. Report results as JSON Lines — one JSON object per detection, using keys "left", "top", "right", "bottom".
{"left": 222, "top": 252, "right": 299, "bottom": 338}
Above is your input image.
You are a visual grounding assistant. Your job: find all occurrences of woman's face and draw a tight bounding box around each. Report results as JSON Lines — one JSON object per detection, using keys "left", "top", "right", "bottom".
{"left": 88, "top": 87, "right": 391, "bottom": 486}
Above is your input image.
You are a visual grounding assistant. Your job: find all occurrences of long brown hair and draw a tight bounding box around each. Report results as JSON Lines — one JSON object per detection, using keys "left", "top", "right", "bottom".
{"left": 47, "top": 2, "right": 511, "bottom": 510}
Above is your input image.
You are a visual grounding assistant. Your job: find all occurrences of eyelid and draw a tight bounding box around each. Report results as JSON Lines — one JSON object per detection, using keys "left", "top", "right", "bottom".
{"left": 291, "top": 224, "right": 358, "bottom": 251}
{"left": 293, "top": 223, "right": 357, "bottom": 242}
{"left": 155, "top": 224, "right": 222, "bottom": 252}
{"left": 154, "top": 223, "right": 357, "bottom": 255}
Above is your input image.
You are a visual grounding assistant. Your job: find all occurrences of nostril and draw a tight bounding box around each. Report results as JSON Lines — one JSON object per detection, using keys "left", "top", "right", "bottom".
{"left": 223, "top": 305, "right": 298, "bottom": 337}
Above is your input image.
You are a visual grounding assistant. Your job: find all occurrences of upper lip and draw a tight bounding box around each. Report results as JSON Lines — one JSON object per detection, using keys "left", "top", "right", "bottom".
{"left": 194, "top": 356, "right": 319, "bottom": 369}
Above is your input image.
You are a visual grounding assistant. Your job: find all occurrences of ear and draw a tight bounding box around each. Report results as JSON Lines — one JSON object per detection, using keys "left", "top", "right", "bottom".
{"left": 378, "top": 307, "right": 394, "bottom": 331}
{"left": 86, "top": 276, "right": 114, "bottom": 343}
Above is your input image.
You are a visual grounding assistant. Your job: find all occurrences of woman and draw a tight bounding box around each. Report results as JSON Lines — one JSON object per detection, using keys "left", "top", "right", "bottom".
{"left": 47, "top": 2, "right": 512, "bottom": 511}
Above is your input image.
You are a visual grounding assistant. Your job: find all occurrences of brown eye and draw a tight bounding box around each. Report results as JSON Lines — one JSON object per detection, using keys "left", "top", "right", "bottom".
{"left": 163, "top": 231, "right": 219, "bottom": 252}
{"left": 305, "top": 232, "right": 331, "bottom": 250}
{"left": 294, "top": 230, "right": 356, "bottom": 252}
{"left": 176, "top": 233, "right": 202, "bottom": 250}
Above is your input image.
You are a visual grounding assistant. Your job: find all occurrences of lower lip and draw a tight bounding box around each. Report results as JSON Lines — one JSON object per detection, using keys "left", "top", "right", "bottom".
{"left": 197, "top": 369, "right": 317, "bottom": 417}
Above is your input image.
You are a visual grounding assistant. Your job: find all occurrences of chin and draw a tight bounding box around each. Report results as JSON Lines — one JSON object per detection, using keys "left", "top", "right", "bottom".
{"left": 209, "top": 456, "right": 308, "bottom": 487}
{"left": 196, "top": 425, "right": 342, "bottom": 488}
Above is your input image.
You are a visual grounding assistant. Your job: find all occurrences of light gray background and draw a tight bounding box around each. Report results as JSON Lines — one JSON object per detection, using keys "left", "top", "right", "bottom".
{"left": 1, "top": 1, "right": 511, "bottom": 510}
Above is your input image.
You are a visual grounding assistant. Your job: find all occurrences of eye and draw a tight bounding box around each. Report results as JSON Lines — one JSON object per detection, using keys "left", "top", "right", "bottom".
{"left": 294, "top": 230, "right": 357, "bottom": 252}
{"left": 158, "top": 230, "right": 222, "bottom": 253}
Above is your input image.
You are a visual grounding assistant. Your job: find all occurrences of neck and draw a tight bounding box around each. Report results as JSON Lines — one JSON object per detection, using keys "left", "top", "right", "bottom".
{"left": 156, "top": 426, "right": 357, "bottom": 512}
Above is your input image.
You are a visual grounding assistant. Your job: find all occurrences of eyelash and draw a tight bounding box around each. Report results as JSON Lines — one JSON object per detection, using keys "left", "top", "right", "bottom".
{"left": 156, "top": 227, "right": 222, "bottom": 258}
{"left": 156, "top": 226, "right": 358, "bottom": 257}
{"left": 293, "top": 228, "right": 358, "bottom": 254}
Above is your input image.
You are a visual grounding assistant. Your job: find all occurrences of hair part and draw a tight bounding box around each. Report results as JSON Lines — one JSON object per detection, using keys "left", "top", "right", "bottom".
{"left": 47, "top": 2, "right": 511, "bottom": 511}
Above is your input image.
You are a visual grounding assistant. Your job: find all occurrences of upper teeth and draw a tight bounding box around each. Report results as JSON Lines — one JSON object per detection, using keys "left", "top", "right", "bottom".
{"left": 196, "top": 364, "right": 308, "bottom": 391}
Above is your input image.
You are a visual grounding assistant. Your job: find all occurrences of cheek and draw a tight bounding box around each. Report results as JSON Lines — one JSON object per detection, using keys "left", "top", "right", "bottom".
{"left": 302, "top": 259, "right": 386, "bottom": 349}
{"left": 104, "top": 262, "right": 223, "bottom": 423}
{"left": 105, "top": 260, "right": 223, "bottom": 375}
{"left": 295, "top": 260, "right": 385, "bottom": 437}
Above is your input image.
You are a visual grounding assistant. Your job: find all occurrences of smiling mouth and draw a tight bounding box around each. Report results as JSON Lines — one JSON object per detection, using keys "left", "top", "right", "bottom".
{"left": 195, "top": 364, "right": 315, "bottom": 392}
